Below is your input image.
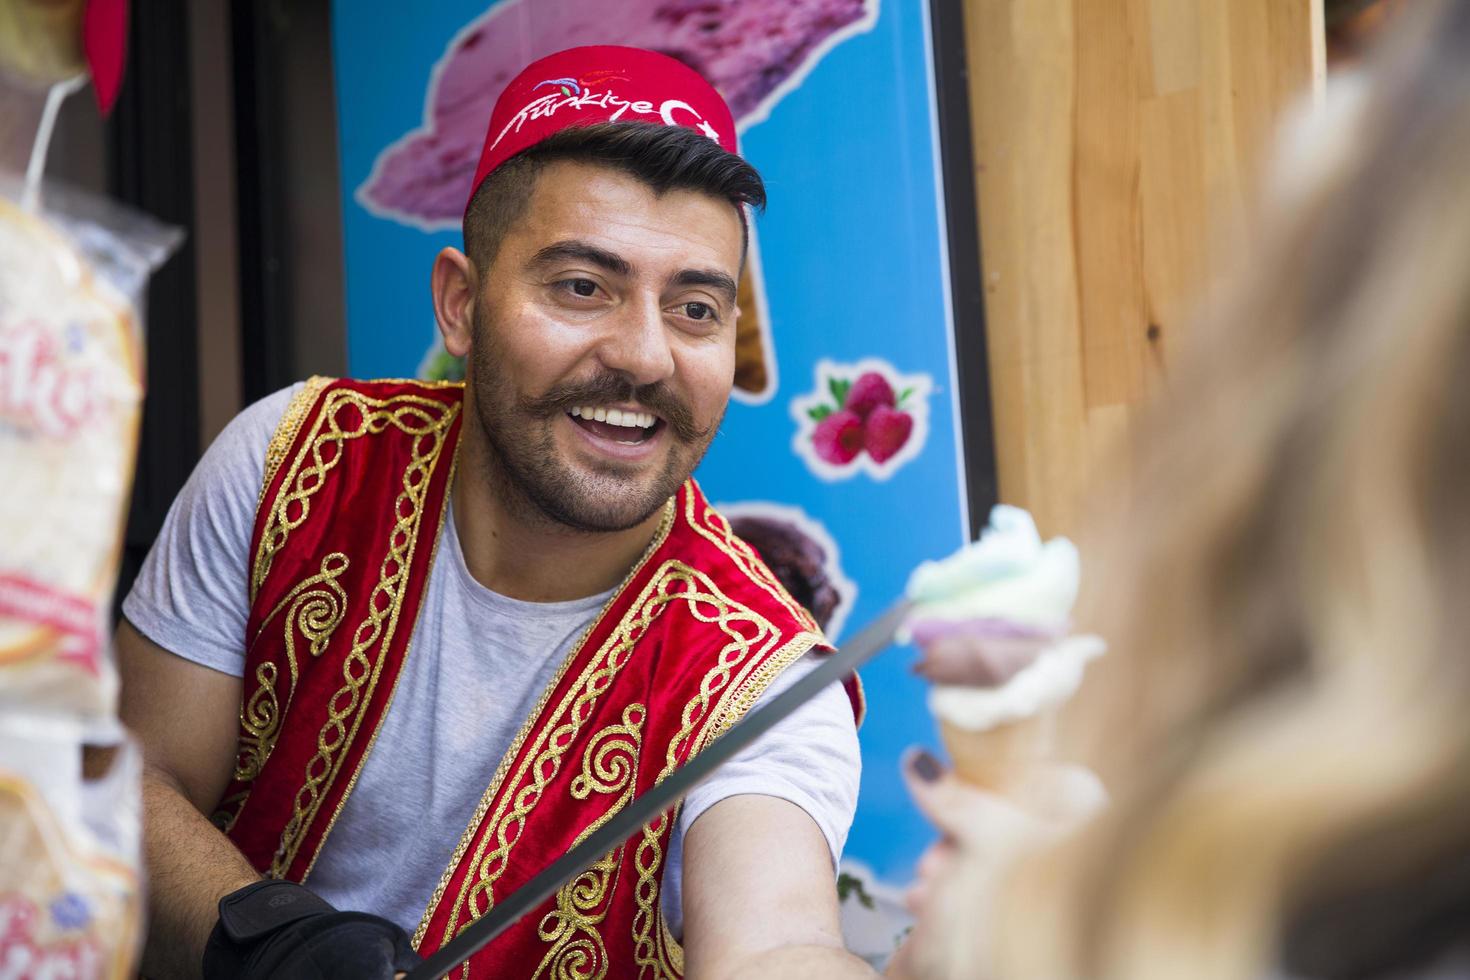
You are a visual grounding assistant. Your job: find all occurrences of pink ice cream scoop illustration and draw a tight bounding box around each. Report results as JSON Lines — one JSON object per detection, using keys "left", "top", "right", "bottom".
{"left": 358, "top": 0, "right": 877, "bottom": 228}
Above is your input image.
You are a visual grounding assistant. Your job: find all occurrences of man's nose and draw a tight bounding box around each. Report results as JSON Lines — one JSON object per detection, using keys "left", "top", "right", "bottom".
{"left": 597, "top": 295, "right": 676, "bottom": 387}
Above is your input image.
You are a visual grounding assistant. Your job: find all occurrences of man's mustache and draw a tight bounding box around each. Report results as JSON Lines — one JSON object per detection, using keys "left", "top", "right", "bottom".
{"left": 520, "top": 375, "right": 710, "bottom": 442}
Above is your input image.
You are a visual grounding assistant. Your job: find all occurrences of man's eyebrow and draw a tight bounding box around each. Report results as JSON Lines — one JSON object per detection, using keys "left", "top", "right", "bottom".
{"left": 671, "top": 269, "right": 738, "bottom": 305}
{"left": 528, "top": 240, "right": 631, "bottom": 277}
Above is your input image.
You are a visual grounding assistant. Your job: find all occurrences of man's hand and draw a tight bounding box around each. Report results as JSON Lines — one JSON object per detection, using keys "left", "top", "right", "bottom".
{"left": 681, "top": 794, "right": 877, "bottom": 979}
{"left": 93, "top": 619, "right": 264, "bottom": 979}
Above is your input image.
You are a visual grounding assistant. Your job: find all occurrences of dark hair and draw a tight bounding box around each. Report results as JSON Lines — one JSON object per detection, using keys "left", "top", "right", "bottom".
{"left": 463, "top": 121, "right": 766, "bottom": 272}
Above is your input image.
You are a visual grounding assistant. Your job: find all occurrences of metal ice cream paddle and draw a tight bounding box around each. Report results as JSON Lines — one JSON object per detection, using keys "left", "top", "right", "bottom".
{"left": 405, "top": 598, "right": 913, "bottom": 980}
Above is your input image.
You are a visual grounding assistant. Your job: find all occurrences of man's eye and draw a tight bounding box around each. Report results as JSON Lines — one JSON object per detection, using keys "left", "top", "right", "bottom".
{"left": 562, "top": 278, "right": 598, "bottom": 298}
{"left": 681, "top": 302, "right": 715, "bottom": 321}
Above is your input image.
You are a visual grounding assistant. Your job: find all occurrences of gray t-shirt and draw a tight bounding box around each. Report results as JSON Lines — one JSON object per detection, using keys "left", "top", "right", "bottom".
{"left": 122, "top": 384, "right": 861, "bottom": 939}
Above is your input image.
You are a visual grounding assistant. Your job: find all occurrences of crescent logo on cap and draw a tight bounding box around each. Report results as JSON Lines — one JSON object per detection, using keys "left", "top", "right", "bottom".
{"left": 467, "top": 45, "right": 739, "bottom": 213}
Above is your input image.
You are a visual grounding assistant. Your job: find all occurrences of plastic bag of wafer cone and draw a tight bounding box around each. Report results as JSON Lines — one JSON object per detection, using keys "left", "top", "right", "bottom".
{"left": 0, "top": 175, "right": 179, "bottom": 724}
{"left": 0, "top": 718, "right": 143, "bottom": 977}
{"left": 903, "top": 506, "right": 1106, "bottom": 793}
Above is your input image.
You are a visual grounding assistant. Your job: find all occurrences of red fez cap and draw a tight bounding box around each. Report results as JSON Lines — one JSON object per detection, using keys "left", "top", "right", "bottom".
{"left": 467, "top": 45, "right": 738, "bottom": 212}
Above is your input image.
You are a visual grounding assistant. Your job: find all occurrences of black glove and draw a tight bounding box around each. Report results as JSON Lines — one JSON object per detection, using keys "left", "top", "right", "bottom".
{"left": 203, "top": 879, "right": 422, "bottom": 979}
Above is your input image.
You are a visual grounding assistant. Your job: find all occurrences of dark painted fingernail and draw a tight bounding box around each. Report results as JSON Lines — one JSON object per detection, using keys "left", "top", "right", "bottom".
{"left": 908, "top": 749, "right": 944, "bottom": 783}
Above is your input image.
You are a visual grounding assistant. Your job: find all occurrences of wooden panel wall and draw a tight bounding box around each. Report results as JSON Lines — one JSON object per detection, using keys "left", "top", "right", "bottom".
{"left": 961, "top": 0, "right": 1324, "bottom": 535}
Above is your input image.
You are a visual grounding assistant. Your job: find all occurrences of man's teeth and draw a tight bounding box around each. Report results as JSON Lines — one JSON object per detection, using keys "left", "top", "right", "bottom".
{"left": 568, "top": 406, "right": 657, "bottom": 429}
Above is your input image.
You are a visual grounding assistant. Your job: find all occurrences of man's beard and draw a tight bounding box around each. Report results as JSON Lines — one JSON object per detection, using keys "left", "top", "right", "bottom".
{"left": 468, "top": 307, "right": 723, "bottom": 533}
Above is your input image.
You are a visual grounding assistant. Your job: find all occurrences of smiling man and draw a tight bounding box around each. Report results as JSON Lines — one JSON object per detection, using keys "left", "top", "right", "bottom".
{"left": 110, "top": 46, "right": 870, "bottom": 980}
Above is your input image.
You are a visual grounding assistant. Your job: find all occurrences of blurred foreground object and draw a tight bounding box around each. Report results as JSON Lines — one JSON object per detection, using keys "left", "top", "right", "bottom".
{"left": 0, "top": 174, "right": 175, "bottom": 975}
{"left": 0, "top": 23, "right": 172, "bottom": 966}
{"left": 1326, "top": 0, "right": 1412, "bottom": 65}
{"left": 911, "top": 1, "right": 1470, "bottom": 978}
{"left": 0, "top": 719, "right": 143, "bottom": 975}
{"left": 0, "top": 0, "right": 85, "bottom": 87}
{"left": 0, "top": 0, "right": 127, "bottom": 113}
{"left": 0, "top": 185, "right": 153, "bottom": 975}
{"left": 0, "top": 195, "right": 140, "bottom": 720}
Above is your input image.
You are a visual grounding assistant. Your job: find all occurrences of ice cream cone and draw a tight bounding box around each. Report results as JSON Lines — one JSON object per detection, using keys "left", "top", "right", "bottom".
{"left": 733, "top": 246, "right": 771, "bottom": 397}
{"left": 940, "top": 711, "right": 1055, "bottom": 793}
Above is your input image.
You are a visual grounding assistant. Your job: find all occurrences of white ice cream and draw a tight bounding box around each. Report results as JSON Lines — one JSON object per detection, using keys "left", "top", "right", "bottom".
{"left": 905, "top": 506, "right": 1106, "bottom": 731}
{"left": 904, "top": 505, "right": 1079, "bottom": 629}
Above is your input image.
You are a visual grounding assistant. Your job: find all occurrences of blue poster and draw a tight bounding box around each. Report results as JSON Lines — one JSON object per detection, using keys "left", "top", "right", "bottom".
{"left": 332, "top": 0, "right": 970, "bottom": 954}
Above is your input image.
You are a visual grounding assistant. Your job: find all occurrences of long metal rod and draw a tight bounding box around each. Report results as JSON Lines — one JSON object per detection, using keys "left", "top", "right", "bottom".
{"left": 406, "top": 598, "right": 912, "bottom": 979}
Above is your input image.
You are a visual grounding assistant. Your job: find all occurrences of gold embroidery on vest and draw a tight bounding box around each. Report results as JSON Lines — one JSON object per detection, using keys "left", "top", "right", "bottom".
{"left": 269, "top": 552, "right": 351, "bottom": 685}
{"left": 625, "top": 497, "right": 826, "bottom": 977}
{"left": 681, "top": 482, "right": 823, "bottom": 636}
{"left": 265, "top": 390, "right": 460, "bottom": 878}
{"left": 250, "top": 385, "right": 462, "bottom": 602}
{"left": 258, "top": 376, "right": 334, "bottom": 517}
{"left": 532, "top": 703, "right": 646, "bottom": 980}
{"left": 431, "top": 560, "right": 779, "bottom": 976}
{"left": 217, "top": 553, "right": 355, "bottom": 831}
{"left": 414, "top": 499, "right": 676, "bottom": 955}
{"left": 630, "top": 809, "right": 677, "bottom": 979}
{"left": 569, "top": 703, "right": 645, "bottom": 806}
{"left": 232, "top": 552, "right": 351, "bottom": 787}
{"left": 630, "top": 629, "right": 820, "bottom": 978}
{"left": 455, "top": 580, "right": 687, "bottom": 921}
{"left": 710, "top": 632, "right": 821, "bottom": 741}
{"left": 236, "top": 661, "right": 281, "bottom": 783}
{"left": 301, "top": 445, "right": 461, "bottom": 884}
{"left": 534, "top": 850, "right": 622, "bottom": 980}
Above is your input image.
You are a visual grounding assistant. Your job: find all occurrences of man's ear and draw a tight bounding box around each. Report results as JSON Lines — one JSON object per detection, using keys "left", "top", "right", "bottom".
{"left": 431, "top": 247, "right": 478, "bottom": 358}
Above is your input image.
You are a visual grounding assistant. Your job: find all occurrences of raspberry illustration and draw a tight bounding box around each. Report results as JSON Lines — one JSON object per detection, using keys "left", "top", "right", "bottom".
{"left": 812, "top": 409, "right": 865, "bottom": 465}
{"left": 863, "top": 405, "right": 914, "bottom": 463}
{"left": 843, "top": 371, "right": 895, "bottom": 420}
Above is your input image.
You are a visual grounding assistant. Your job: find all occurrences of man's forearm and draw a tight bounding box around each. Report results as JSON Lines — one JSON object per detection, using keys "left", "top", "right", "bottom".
{"left": 137, "top": 766, "right": 261, "bottom": 980}
{"left": 718, "top": 943, "right": 880, "bottom": 980}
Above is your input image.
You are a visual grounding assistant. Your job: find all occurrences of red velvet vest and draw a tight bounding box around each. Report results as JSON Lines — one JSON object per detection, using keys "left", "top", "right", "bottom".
{"left": 213, "top": 378, "right": 863, "bottom": 979}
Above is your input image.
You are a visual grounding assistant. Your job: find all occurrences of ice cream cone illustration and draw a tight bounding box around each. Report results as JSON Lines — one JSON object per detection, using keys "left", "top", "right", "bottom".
{"left": 734, "top": 241, "right": 771, "bottom": 397}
